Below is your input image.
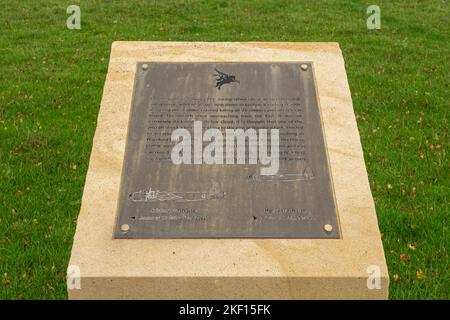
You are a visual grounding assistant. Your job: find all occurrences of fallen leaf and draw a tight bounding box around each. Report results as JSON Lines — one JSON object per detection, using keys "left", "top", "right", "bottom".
{"left": 400, "top": 253, "right": 410, "bottom": 262}
{"left": 416, "top": 269, "right": 426, "bottom": 279}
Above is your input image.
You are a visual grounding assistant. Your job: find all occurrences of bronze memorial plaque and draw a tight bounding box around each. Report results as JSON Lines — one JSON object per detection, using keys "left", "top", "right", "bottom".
{"left": 114, "top": 62, "right": 340, "bottom": 238}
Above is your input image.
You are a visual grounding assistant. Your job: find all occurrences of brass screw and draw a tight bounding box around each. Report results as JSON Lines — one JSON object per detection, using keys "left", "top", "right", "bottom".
{"left": 121, "top": 224, "right": 130, "bottom": 233}
{"left": 323, "top": 224, "right": 333, "bottom": 233}
{"left": 301, "top": 64, "right": 308, "bottom": 71}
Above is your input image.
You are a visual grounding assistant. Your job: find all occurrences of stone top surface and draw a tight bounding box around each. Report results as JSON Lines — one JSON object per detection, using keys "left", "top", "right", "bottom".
{"left": 68, "top": 42, "right": 388, "bottom": 297}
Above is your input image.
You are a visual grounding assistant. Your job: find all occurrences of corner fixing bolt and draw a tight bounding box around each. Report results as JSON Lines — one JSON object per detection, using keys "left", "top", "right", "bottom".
{"left": 121, "top": 224, "right": 130, "bottom": 233}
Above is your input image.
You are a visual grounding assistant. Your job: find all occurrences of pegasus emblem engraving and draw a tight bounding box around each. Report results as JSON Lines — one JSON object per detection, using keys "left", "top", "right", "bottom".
{"left": 214, "top": 68, "right": 240, "bottom": 90}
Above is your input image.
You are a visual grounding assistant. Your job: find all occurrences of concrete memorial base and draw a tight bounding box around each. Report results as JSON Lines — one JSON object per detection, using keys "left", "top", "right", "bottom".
{"left": 67, "top": 42, "right": 389, "bottom": 299}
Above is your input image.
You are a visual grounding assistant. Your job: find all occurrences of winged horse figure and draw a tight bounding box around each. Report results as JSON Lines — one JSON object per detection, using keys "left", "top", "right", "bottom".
{"left": 213, "top": 68, "right": 240, "bottom": 90}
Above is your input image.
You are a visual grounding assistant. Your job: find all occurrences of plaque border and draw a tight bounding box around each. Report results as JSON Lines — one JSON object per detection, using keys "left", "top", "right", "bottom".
{"left": 114, "top": 61, "right": 342, "bottom": 239}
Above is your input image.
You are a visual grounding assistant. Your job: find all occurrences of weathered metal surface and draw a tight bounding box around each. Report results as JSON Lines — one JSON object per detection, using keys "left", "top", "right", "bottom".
{"left": 114, "top": 62, "right": 340, "bottom": 238}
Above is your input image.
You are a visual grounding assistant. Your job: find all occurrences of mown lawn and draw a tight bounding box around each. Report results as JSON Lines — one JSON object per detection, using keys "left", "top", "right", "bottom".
{"left": 0, "top": 0, "right": 448, "bottom": 299}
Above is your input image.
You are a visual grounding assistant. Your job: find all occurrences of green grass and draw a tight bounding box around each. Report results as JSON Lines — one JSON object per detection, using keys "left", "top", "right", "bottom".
{"left": 0, "top": 0, "right": 448, "bottom": 299}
